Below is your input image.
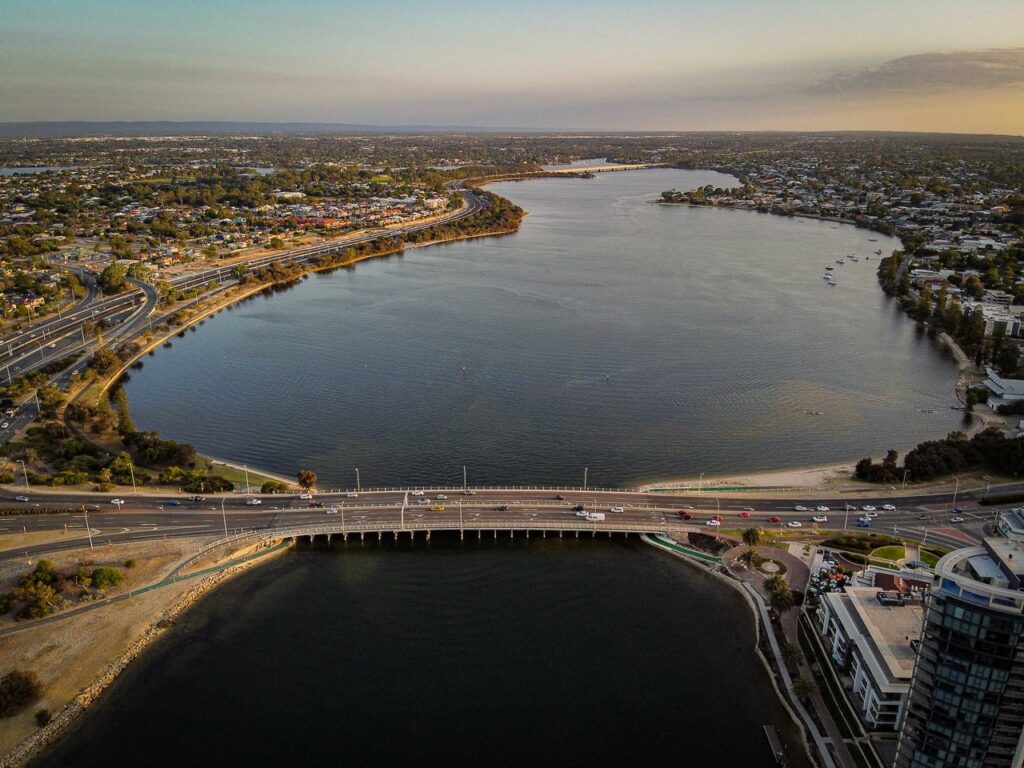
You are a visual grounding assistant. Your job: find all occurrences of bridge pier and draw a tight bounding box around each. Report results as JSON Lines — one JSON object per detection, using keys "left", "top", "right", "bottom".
{"left": 360, "top": 531, "right": 365, "bottom": 542}
{"left": 542, "top": 530, "right": 546, "bottom": 539}
{"left": 559, "top": 530, "right": 562, "bottom": 538}
{"left": 426, "top": 531, "right": 431, "bottom": 542}
{"left": 575, "top": 530, "right": 579, "bottom": 538}
{"left": 494, "top": 529, "right": 497, "bottom": 540}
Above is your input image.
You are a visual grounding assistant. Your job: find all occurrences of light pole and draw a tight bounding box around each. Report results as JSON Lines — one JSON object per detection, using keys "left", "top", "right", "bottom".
{"left": 220, "top": 496, "right": 228, "bottom": 538}
{"left": 462, "top": 465, "right": 467, "bottom": 491}
{"left": 16, "top": 460, "right": 29, "bottom": 490}
{"left": 901, "top": 468, "right": 909, "bottom": 494}
{"left": 951, "top": 477, "right": 960, "bottom": 512}
{"left": 459, "top": 500, "right": 464, "bottom": 533}
{"left": 698, "top": 472, "right": 704, "bottom": 493}
{"left": 243, "top": 464, "right": 250, "bottom": 496}
{"left": 128, "top": 461, "right": 137, "bottom": 495}
{"left": 583, "top": 467, "right": 588, "bottom": 491}
{"left": 355, "top": 468, "right": 361, "bottom": 492}
{"left": 401, "top": 492, "right": 406, "bottom": 530}
{"left": 83, "top": 506, "right": 94, "bottom": 550}
{"left": 341, "top": 503, "right": 346, "bottom": 531}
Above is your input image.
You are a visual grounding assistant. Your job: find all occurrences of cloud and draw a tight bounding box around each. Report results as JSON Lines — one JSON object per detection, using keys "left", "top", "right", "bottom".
{"left": 813, "top": 47, "right": 1024, "bottom": 94}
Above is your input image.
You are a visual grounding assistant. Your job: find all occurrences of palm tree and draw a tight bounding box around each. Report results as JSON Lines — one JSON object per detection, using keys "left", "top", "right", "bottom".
{"left": 765, "top": 572, "right": 787, "bottom": 594}
{"left": 739, "top": 548, "right": 763, "bottom": 568}
{"left": 793, "top": 674, "right": 817, "bottom": 702}
{"left": 741, "top": 527, "right": 761, "bottom": 547}
{"left": 770, "top": 587, "right": 795, "bottom": 615}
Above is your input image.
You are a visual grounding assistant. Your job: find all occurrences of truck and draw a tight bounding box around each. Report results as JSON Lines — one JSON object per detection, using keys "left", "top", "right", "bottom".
{"left": 585, "top": 512, "right": 606, "bottom": 522}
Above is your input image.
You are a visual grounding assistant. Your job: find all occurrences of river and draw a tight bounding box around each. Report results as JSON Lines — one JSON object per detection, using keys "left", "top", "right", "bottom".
{"left": 122, "top": 168, "right": 961, "bottom": 489}
{"left": 39, "top": 536, "right": 807, "bottom": 768}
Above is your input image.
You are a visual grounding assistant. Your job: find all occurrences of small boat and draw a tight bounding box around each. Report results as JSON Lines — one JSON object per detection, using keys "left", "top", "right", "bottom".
{"left": 868, "top": 237, "right": 878, "bottom": 242}
{"left": 874, "top": 249, "right": 882, "bottom": 255}
{"left": 825, "top": 266, "right": 833, "bottom": 271}
{"left": 836, "top": 259, "right": 845, "bottom": 264}
{"left": 828, "top": 280, "right": 837, "bottom": 286}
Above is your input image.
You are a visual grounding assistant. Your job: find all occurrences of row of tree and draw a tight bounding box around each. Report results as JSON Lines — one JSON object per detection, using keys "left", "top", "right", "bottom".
{"left": 855, "top": 428, "right": 1024, "bottom": 483}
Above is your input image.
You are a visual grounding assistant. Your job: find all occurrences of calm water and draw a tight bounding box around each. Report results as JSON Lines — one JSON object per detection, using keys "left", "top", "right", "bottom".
{"left": 123, "top": 168, "right": 960, "bottom": 488}
{"left": 0, "top": 166, "right": 72, "bottom": 176}
{"left": 40, "top": 538, "right": 806, "bottom": 768}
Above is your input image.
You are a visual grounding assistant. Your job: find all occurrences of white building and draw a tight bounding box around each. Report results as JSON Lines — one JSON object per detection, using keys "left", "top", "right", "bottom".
{"left": 817, "top": 587, "right": 924, "bottom": 730}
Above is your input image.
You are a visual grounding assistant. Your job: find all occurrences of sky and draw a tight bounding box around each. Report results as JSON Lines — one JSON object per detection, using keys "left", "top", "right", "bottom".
{"left": 2, "top": 0, "right": 1023, "bottom": 134}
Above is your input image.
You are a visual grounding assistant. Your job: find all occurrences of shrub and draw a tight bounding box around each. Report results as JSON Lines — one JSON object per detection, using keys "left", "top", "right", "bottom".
{"left": 34, "top": 708, "right": 51, "bottom": 727}
{"left": 124, "top": 559, "right": 136, "bottom": 569}
{"left": 90, "top": 567, "right": 124, "bottom": 589}
{"left": 261, "top": 480, "right": 290, "bottom": 494}
{"left": 0, "top": 671, "right": 42, "bottom": 718}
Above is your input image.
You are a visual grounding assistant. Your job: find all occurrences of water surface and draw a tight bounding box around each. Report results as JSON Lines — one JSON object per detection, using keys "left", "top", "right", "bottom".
{"left": 123, "top": 168, "right": 959, "bottom": 488}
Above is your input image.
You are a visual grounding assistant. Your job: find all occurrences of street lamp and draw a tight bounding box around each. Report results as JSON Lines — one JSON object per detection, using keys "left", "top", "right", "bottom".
{"left": 901, "top": 468, "right": 909, "bottom": 494}
{"left": 83, "top": 506, "right": 94, "bottom": 550}
{"left": 951, "top": 477, "right": 960, "bottom": 512}
{"left": 220, "top": 496, "right": 228, "bottom": 538}
{"left": 128, "top": 460, "right": 137, "bottom": 495}
{"left": 583, "top": 467, "right": 588, "bottom": 491}
{"left": 355, "top": 468, "right": 361, "bottom": 492}
{"left": 698, "top": 472, "right": 704, "bottom": 493}
{"left": 15, "top": 460, "right": 29, "bottom": 490}
{"left": 243, "top": 464, "right": 250, "bottom": 496}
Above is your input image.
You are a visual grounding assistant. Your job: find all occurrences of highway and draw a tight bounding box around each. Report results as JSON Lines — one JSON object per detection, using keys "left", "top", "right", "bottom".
{"left": 0, "top": 484, "right": 1009, "bottom": 563}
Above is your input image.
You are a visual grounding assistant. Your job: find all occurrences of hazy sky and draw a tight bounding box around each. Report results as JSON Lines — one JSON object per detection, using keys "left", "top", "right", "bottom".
{"left": 3, "top": 0, "right": 1023, "bottom": 133}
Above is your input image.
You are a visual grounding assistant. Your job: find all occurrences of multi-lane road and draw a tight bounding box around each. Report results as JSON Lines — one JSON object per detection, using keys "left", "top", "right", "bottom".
{"left": 0, "top": 484, "right": 1011, "bottom": 563}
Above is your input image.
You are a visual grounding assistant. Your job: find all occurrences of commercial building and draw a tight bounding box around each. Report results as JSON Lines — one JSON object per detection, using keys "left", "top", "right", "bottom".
{"left": 817, "top": 587, "right": 924, "bottom": 729}
{"left": 894, "top": 538, "right": 1024, "bottom": 768}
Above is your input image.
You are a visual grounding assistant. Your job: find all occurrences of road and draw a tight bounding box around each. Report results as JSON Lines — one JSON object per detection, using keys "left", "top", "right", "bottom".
{"left": 0, "top": 484, "right": 1008, "bottom": 563}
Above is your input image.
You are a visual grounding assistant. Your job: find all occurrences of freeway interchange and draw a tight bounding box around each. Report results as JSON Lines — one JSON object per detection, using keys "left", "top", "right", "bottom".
{"left": 0, "top": 484, "right": 1008, "bottom": 563}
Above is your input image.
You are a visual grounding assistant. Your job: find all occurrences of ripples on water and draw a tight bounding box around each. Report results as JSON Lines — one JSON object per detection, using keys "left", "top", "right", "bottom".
{"left": 124, "top": 169, "right": 958, "bottom": 487}
{"left": 40, "top": 537, "right": 805, "bottom": 768}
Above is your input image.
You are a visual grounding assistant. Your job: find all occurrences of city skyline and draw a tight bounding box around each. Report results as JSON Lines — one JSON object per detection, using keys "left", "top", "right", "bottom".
{"left": 2, "top": 0, "right": 1023, "bottom": 134}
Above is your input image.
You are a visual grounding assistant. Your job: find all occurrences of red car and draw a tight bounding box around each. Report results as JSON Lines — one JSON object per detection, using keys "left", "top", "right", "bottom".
{"left": 678, "top": 511, "right": 693, "bottom": 520}
{"left": 768, "top": 516, "right": 782, "bottom": 523}
{"left": 738, "top": 511, "right": 751, "bottom": 518}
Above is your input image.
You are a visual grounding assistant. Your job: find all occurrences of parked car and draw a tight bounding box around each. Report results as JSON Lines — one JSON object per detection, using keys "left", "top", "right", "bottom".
{"left": 410, "top": 490, "right": 424, "bottom": 496}
{"left": 573, "top": 504, "right": 586, "bottom": 512}
{"left": 864, "top": 511, "right": 878, "bottom": 518}
{"left": 496, "top": 505, "right": 509, "bottom": 512}
{"left": 916, "top": 513, "right": 928, "bottom": 520}
{"left": 843, "top": 504, "right": 858, "bottom": 511}
{"left": 858, "top": 515, "right": 872, "bottom": 524}
{"left": 435, "top": 494, "right": 447, "bottom": 500}
{"left": 189, "top": 495, "right": 206, "bottom": 502}
{"left": 575, "top": 510, "right": 589, "bottom": 518}
{"left": 309, "top": 500, "right": 323, "bottom": 507}
{"left": 346, "top": 492, "right": 359, "bottom": 498}
{"left": 0, "top": 422, "right": 9, "bottom": 430}
{"left": 462, "top": 490, "right": 476, "bottom": 496}
{"left": 950, "top": 516, "right": 965, "bottom": 523}
{"left": 325, "top": 507, "right": 338, "bottom": 515}
{"left": 857, "top": 520, "right": 871, "bottom": 528}
{"left": 862, "top": 505, "right": 877, "bottom": 512}
{"left": 793, "top": 505, "right": 808, "bottom": 512}
{"left": 299, "top": 493, "right": 312, "bottom": 500}
{"left": 431, "top": 505, "right": 446, "bottom": 512}
{"left": 166, "top": 499, "right": 182, "bottom": 506}
{"left": 554, "top": 494, "right": 565, "bottom": 500}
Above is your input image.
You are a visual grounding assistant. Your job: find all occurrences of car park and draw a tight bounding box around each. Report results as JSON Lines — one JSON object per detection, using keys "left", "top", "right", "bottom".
{"left": 812, "top": 515, "right": 828, "bottom": 523}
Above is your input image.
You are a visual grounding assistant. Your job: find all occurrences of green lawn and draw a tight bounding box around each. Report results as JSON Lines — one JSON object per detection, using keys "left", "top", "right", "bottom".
{"left": 919, "top": 549, "right": 943, "bottom": 567}
{"left": 870, "top": 545, "right": 906, "bottom": 563}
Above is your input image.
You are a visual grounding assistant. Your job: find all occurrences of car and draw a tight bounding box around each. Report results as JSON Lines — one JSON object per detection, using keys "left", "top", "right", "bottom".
{"left": 953, "top": 507, "right": 964, "bottom": 514}
{"left": 166, "top": 499, "right": 182, "bottom": 506}
{"left": 812, "top": 515, "right": 828, "bottom": 523}
{"left": 950, "top": 516, "right": 965, "bottom": 523}
{"left": 575, "top": 510, "right": 589, "bottom": 518}
{"left": 843, "top": 504, "right": 858, "bottom": 511}
{"left": 462, "top": 490, "right": 476, "bottom": 496}
{"left": 787, "top": 521, "right": 803, "bottom": 528}
{"left": 794, "top": 505, "right": 808, "bottom": 512}
{"left": 431, "top": 505, "right": 446, "bottom": 512}
{"left": 0, "top": 422, "right": 9, "bottom": 429}
{"left": 309, "top": 500, "right": 323, "bottom": 507}
{"left": 346, "top": 492, "right": 359, "bottom": 498}
{"left": 188, "top": 495, "right": 206, "bottom": 502}
{"left": 496, "top": 505, "right": 509, "bottom": 512}
{"left": 14, "top": 495, "right": 28, "bottom": 502}
{"left": 416, "top": 498, "right": 431, "bottom": 504}
{"left": 768, "top": 516, "right": 782, "bottom": 523}
{"left": 862, "top": 505, "right": 876, "bottom": 512}
{"left": 435, "top": 494, "right": 447, "bottom": 500}
{"left": 325, "top": 507, "right": 338, "bottom": 514}
{"left": 410, "top": 490, "right": 423, "bottom": 496}
{"left": 864, "top": 510, "right": 878, "bottom": 518}
{"left": 110, "top": 498, "right": 125, "bottom": 506}
{"left": 857, "top": 520, "right": 871, "bottom": 528}
{"left": 705, "top": 519, "right": 721, "bottom": 527}
{"left": 678, "top": 511, "right": 693, "bottom": 520}
{"left": 299, "top": 493, "right": 312, "bottom": 500}
{"left": 609, "top": 506, "right": 624, "bottom": 513}
{"left": 738, "top": 511, "right": 752, "bottom": 518}
{"left": 816, "top": 506, "right": 830, "bottom": 513}
{"left": 858, "top": 515, "right": 872, "bottom": 524}
{"left": 554, "top": 494, "right": 565, "bottom": 500}
{"left": 573, "top": 504, "right": 586, "bottom": 512}
{"left": 245, "top": 498, "right": 262, "bottom": 506}
{"left": 881, "top": 504, "right": 896, "bottom": 511}
{"left": 916, "top": 513, "right": 928, "bottom": 520}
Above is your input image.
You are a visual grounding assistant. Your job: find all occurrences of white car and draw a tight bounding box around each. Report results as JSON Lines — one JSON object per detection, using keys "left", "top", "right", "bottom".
{"left": 416, "top": 498, "right": 431, "bottom": 504}
{"left": 609, "top": 506, "right": 624, "bottom": 513}
{"left": 862, "top": 505, "right": 877, "bottom": 512}
{"left": 575, "top": 510, "right": 589, "bottom": 518}
{"left": 812, "top": 515, "right": 828, "bottom": 523}
{"left": 346, "top": 492, "right": 359, "bottom": 498}
{"left": 793, "top": 505, "right": 808, "bottom": 512}
{"left": 858, "top": 515, "right": 872, "bottom": 524}
{"left": 0, "top": 422, "right": 9, "bottom": 430}
{"left": 110, "top": 498, "right": 125, "bottom": 506}
{"left": 245, "top": 498, "right": 262, "bottom": 506}
{"left": 864, "top": 510, "right": 878, "bottom": 518}
{"left": 950, "top": 516, "right": 965, "bottom": 523}
{"left": 410, "top": 490, "right": 424, "bottom": 496}
{"left": 705, "top": 519, "right": 721, "bottom": 527}
{"left": 299, "top": 493, "right": 313, "bottom": 500}
{"left": 881, "top": 504, "right": 896, "bottom": 511}
{"left": 14, "top": 495, "right": 29, "bottom": 502}
{"left": 436, "top": 494, "right": 447, "bottom": 500}
{"left": 843, "top": 504, "right": 858, "bottom": 511}
{"left": 325, "top": 507, "right": 338, "bottom": 515}
{"left": 787, "top": 521, "right": 803, "bottom": 528}
{"left": 816, "top": 506, "right": 830, "bottom": 513}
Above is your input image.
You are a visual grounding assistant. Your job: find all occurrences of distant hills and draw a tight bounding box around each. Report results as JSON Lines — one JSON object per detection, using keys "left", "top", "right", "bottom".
{"left": 0, "top": 121, "right": 522, "bottom": 138}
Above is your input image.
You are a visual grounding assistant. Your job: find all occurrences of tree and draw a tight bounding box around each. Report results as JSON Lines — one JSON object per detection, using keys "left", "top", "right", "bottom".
{"left": 793, "top": 674, "right": 817, "bottom": 702}
{"left": 98, "top": 262, "right": 128, "bottom": 293}
{"left": 89, "top": 348, "right": 121, "bottom": 375}
{"left": 738, "top": 548, "right": 763, "bottom": 569}
{"left": 781, "top": 642, "right": 802, "bottom": 671}
{"left": 0, "top": 671, "right": 42, "bottom": 718}
{"left": 261, "top": 480, "right": 290, "bottom": 494}
{"left": 90, "top": 567, "right": 124, "bottom": 589}
{"left": 269, "top": 237, "right": 285, "bottom": 249}
{"left": 769, "top": 588, "right": 795, "bottom": 615}
{"left": 297, "top": 469, "right": 317, "bottom": 490}
{"left": 232, "top": 264, "right": 249, "bottom": 281}
{"left": 741, "top": 527, "right": 761, "bottom": 547}
{"left": 765, "top": 572, "right": 787, "bottom": 594}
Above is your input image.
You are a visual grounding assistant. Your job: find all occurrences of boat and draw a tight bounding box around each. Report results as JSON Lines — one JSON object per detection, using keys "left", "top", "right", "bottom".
{"left": 868, "top": 237, "right": 878, "bottom": 242}
{"left": 874, "top": 249, "right": 882, "bottom": 255}
{"left": 828, "top": 280, "right": 837, "bottom": 286}
{"left": 836, "top": 258, "right": 845, "bottom": 264}
{"left": 825, "top": 265, "right": 833, "bottom": 271}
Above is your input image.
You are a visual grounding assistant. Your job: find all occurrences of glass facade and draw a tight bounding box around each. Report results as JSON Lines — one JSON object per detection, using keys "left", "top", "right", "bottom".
{"left": 895, "top": 590, "right": 1024, "bottom": 768}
